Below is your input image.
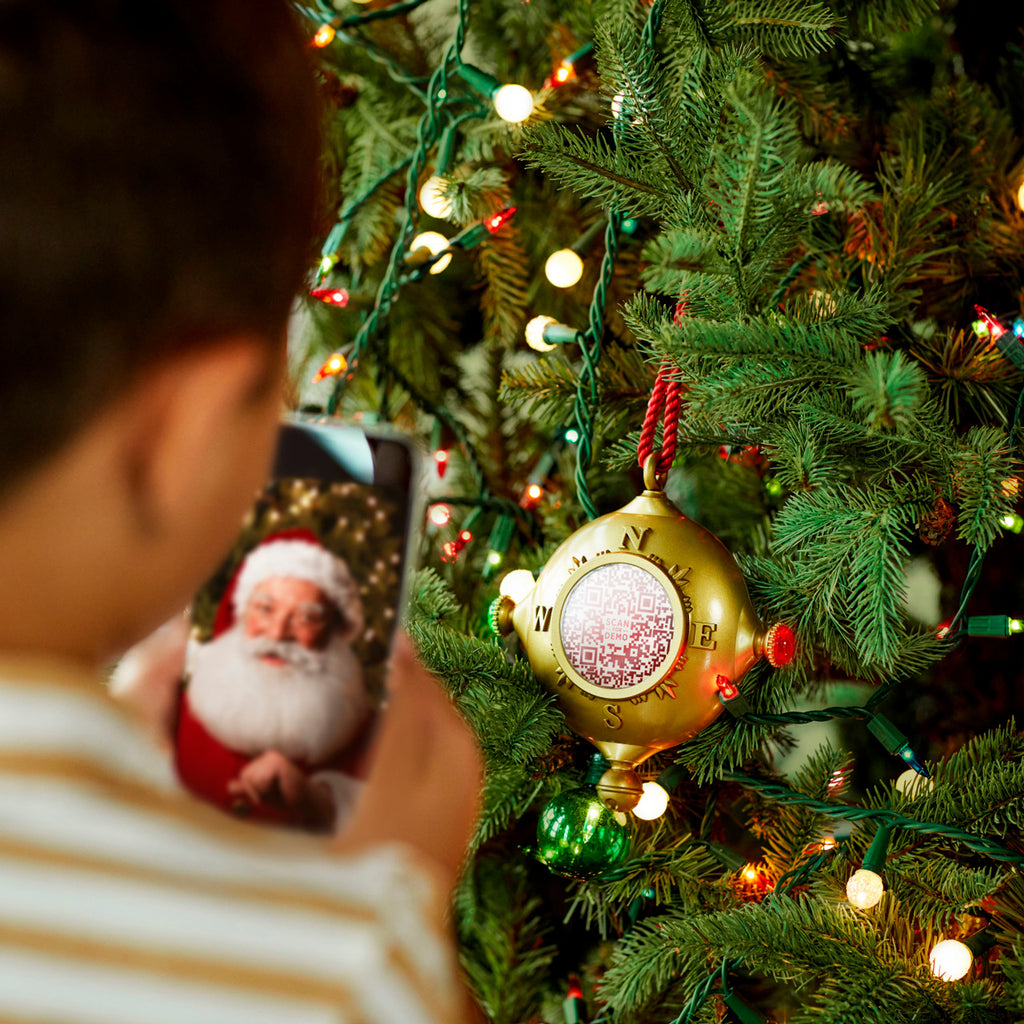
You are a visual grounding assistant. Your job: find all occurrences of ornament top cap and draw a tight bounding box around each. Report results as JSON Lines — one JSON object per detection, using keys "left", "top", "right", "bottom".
{"left": 642, "top": 453, "right": 667, "bottom": 494}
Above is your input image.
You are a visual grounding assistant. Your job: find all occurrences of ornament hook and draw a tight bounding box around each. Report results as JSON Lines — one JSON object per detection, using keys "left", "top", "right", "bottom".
{"left": 642, "top": 453, "right": 666, "bottom": 493}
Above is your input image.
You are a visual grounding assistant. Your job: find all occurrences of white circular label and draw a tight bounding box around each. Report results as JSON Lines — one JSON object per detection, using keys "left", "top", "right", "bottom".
{"left": 559, "top": 562, "right": 675, "bottom": 690}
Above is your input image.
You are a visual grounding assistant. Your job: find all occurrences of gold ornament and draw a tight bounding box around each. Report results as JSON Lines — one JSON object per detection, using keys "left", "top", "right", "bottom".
{"left": 494, "top": 458, "right": 794, "bottom": 811}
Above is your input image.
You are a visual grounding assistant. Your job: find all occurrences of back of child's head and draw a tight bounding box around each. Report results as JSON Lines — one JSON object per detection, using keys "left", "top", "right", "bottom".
{"left": 0, "top": 0, "right": 322, "bottom": 498}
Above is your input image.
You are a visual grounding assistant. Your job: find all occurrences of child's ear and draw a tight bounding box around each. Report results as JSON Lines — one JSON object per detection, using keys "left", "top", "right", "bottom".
{"left": 119, "top": 336, "right": 283, "bottom": 539}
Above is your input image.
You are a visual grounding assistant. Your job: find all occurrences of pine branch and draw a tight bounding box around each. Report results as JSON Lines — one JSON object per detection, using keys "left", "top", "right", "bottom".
{"left": 707, "top": 0, "right": 840, "bottom": 59}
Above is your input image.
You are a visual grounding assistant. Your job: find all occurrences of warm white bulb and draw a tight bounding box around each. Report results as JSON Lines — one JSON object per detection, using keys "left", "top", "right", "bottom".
{"left": 632, "top": 782, "right": 669, "bottom": 820}
{"left": 410, "top": 231, "right": 452, "bottom": 275}
{"left": 611, "top": 92, "right": 625, "bottom": 119}
{"left": 499, "top": 569, "right": 535, "bottom": 604}
{"left": 545, "top": 248, "right": 584, "bottom": 288}
{"left": 845, "top": 868, "right": 884, "bottom": 909}
{"left": 493, "top": 84, "right": 534, "bottom": 123}
{"left": 418, "top": 175, "right": 453, "bottom": 219}
{"left": 895, "top": 767, "right": 934, "bottom": 797}
{"left": 930, "top": 939, "right": 973, "bottom": 981}
{"left": 1017, "top": 181, "right": 1024, "bottom": 212}
{"left": 428, "top": 503, "right": 452, "bottom": 527}
{"left": 525, "top": 315, "right": 557, "bottom": 352}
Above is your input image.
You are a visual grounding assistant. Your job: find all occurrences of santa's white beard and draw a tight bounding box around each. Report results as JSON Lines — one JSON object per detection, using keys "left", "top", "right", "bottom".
{"left": 186, "top": 627, "right": 368, "bottom": 764}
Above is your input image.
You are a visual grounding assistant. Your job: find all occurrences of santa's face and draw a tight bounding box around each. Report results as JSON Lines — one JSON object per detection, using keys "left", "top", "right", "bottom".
{"left": 187, "top": 618, "right": 368, "bottom": 764}
{"left": 243, "top": 577, "right": 335, "bottom": 657}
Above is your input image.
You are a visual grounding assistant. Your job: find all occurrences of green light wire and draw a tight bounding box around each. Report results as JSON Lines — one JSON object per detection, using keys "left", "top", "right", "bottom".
{"left": 722, "top": 771, "right": 1024, "bottom": 864}
{"left": 570, "top": 0, "right": 668, "bottom": 519}
{"left": 325, "top": 0, "right": 471, "bottom": 416}
{"left": 943, "top": 380, "right": 1024, "bottom": 640}
{"left": 572, "top": 213, "right": 621, "bottom": 520}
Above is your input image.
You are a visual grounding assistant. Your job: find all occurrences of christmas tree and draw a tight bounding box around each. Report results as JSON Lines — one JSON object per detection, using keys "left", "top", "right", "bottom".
{"left": 295, "top": 0, "right": 1024, "bottom": 1019}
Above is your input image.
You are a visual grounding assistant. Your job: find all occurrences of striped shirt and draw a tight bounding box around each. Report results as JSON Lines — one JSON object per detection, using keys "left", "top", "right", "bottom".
{"left": 0, "top": 656, "right": 465, "bottom": 1024}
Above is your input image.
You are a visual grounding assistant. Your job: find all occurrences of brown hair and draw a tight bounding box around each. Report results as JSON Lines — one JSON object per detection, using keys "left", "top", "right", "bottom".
{"left": 0, "top": 0, "right": 322, "bottom": 493}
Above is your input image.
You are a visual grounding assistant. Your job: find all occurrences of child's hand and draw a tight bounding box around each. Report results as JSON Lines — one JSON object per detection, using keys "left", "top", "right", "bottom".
{"left": 336, "top": 633, "right": 482, "bottom": 887}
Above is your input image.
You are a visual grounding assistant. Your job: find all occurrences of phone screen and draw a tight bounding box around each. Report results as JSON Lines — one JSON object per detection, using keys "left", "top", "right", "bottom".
{"left": 174, "top": 420, "right": 418, "bottom": 833}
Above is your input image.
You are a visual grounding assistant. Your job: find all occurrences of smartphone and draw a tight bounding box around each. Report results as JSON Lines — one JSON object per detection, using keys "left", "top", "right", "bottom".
{"left": 174, "top": 418, "right": 419, "bottom": 833}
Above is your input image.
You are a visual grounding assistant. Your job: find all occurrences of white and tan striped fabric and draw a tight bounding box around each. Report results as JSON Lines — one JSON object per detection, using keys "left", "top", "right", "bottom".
{"left": 0, "top": 657, "right": 465, "bottom": 1024}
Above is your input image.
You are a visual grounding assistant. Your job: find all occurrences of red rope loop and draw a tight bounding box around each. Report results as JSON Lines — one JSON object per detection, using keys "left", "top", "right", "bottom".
{"left": 637, "top": 363, "right": 682, "bottom": 477}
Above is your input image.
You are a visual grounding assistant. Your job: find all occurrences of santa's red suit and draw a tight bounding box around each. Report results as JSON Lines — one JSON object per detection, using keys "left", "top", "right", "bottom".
{"left": 174, "top": 530, "right": 374, "bottom": 830}
{"left": 174, "top": 689, "right": 373, "bottom": 827}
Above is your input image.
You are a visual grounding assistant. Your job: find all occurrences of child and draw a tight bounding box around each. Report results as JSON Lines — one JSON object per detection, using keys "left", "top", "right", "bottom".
{"left": 0, "top": 2, "right": 481, "bottom": 1020}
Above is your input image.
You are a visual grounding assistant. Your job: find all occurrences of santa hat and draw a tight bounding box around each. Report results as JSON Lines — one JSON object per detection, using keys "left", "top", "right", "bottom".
{"left": 213, "top": 529, "right": 364, "bottom": 641}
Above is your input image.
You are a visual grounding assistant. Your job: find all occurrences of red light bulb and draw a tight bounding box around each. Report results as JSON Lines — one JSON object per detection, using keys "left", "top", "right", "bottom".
{"left": 459, "top": 529, "right": 472, "bottom": 544}
{"left": 311, "top": 352, "right": 348, "bottom": 383}
{"left": 312, "top": 23, "right": 336, "bottom": 47}
{"left": 310, "top": 287, "right": 349, "bottom": 308}
{"left": 485, "top": 206, "right": 517, "bottom": 233}
{"left": 975, "top": 305, "right": 1007, "bottom": 339}
{"left": 434, "top": 448, "right": 449, "bottom": 478}
{"left": 716, "top": 674, "right": 740, "bottom": 701}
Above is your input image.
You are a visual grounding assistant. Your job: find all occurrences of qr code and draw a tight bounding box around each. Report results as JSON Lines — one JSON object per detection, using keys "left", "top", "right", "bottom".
{"left": 560, "top": 562, "right": 675, "bottom": 689}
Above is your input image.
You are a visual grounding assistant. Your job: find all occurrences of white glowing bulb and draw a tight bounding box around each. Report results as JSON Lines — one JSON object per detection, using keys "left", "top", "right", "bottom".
{"left": 499, "top": 569, "right": 535, "bottom": 604}
{"left": 410, "top": 231, "right": 452, "bottom": 275}
{"left": 895, "top": 767, "right": 934, "bottom": 797}
{"left": 930, "top": 939, "right": 973, "bottom": 981}
{"left": 1017, "top": 181, "right": 1024, "bottom": 212}
{"left": 525, "top": 315, "right": 557, "bottom": 352}
{"left": 418, "top": 175, "right": 453, "bottom": 219}
{"left": 493, "top": 84, "right": 534, "bottom": 123}
{"left": 611, "top": 92, "right": 625, "bottom": 118}
{"left": 428, "top": 503, "right": 452, "bottom": 527}
{"left": 845, "top": 868, "right": 884, "bottom": 909}
{"left": 632, "top": 782, "right": 669, "bottom": 820}
{"left": 545, "top": 248, "right": 584, "bottom": 288}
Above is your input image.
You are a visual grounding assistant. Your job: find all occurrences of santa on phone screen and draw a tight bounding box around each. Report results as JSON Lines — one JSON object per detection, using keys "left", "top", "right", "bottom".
{"left": 175, "top": 530, "right": 373, "bottom": 832}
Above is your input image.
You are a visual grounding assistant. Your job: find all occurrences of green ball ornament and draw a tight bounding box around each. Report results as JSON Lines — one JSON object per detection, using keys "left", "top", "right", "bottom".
{"left": 535, "top": 769, "right": 632, "bottom": 878}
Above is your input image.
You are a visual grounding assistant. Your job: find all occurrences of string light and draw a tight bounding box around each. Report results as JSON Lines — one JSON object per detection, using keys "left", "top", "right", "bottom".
{"left": 520, "top": 482, "right": 544, "bottom": 509}
{"left": 845, "top": 825, "right": 891, "bottom": 910}
{"left": 545, "top": 43, "right": 593, "bottom": 88}
{"left": 632, "top": 781, "right": 669, "bottom": 820}
{"left": 311, "top": 351, "right": 348, "bottom": 383}
{"left": 318, "top": 253, "right": 338, "bottom": 280}
{"left": 441, "top": 527, "right": 474, "bottom": 563}
{"left": 484, "top": 206, "right": 517, "bottom": 233}
{"left": 564, "top": 427, "right": 580, "bottom": 443}
{"left": 974, "top": 305, "right": 1006, "bottom": 339}
{"left": 929, "top": 939, "right": 974, "bottom": 981}
{"left": 428, "top": 503, "right": 452, "bottom": 528}
{"left": 892, "top": 770, "right": 934, "bottom": 806}
{"left": 930, "top": 930, "right": 996, "bottom": 982}
{"left": 545, "top": 249, "right": 584, "bottom": 288}
{"left": 499, "top": 569, "right": 535, "bottom": 604}
{"left": 525, "top": 315, "right": 578, "bottom": 352}
{"left": 312, "top": 23, "right": 336, "bottom": 47}
{"left": 867, "top": 713, "right": 929, "bottom": 776}
{"left": 493, "top": 84, "right": 534, "bottom": 122}
{"left": 482, "top": 514, "right": 516, "bottom": 581}
{"left": 434, "top": 448, "right": 449, "bottom": 478}
{"left": 1000, "top": 512, "right": 1024, "bottom": 533}
{"left": 552, "top": 61, "right": 574, "bottom": 85}
{"left": 967, "top": 614, "right": 1024, "bottom": 636}
{"left": 455, "top": 64, "right": 535, "bottom": 123}
{"left": 1017, "top": 181, "right": 1024, "bottom": 212}
{"left": 409, "top": 231, "right": 452, "bottom": 274}
{"left": 309, "top": 286, "right": 349, "bottom": 307}
{"left": 418, "top": 175, "right": 453, "bottom": 219}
